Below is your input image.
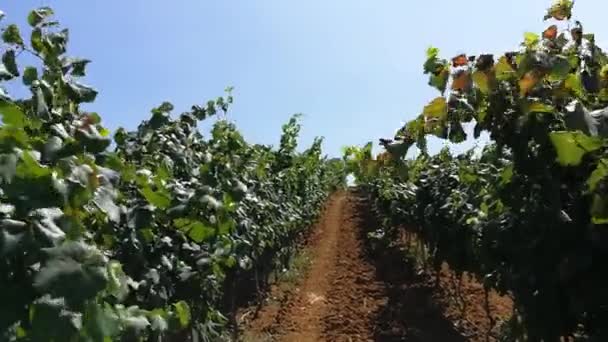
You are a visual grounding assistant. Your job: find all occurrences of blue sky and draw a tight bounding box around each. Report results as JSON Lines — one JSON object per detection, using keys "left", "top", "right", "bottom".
{"left": 3, "top": 1, "right": 608, "bottom": 157}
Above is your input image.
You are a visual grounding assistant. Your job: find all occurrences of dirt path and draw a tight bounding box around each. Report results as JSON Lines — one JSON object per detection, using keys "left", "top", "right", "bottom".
{"left": 242, "top": 191, "right": 509, "bottom": 341}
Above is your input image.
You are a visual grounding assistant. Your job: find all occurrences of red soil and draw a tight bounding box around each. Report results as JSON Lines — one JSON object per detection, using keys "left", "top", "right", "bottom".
{"left": 240, "top": 191, "right": 513, "bottom": 341}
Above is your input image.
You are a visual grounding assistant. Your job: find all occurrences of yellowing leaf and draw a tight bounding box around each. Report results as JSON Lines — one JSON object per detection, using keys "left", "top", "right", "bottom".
{"left": 475, "top": 54, "right": 495, "bottom": 71}
{"left": 451, "top": 71, "right": 472, "bottom": 92}
{"left": 600, "top": 88, "right": 608, "bottom": 102}
{"left": 523, "top": 32, "right": 540, "bottom": 49}
{"left": 472, "top": 70, "right": 494, "bottom": 94}
{"left": 495, "top": 56, "right": 515, "bottom": 81}
{"left": 525, "top": 101, "right": 554, "bottom": 113}
{"left": 601, "top": 65, "right": 608, "bottom": 80}
{"left": 550, "top": 131, "right": 603, "bottom": 166}
{"left": 545, "top": 0, "right": 574, "bottom": 21}
{"left": 543, "top": 25, "right": 558, "bottom": 40}
{"left": 519, "top": 70, "right": 542, "bottom": 96}
{"left": 451, "top": 70, "right": 472, "bottom": 92}
{"left": 588, "top": 159, "right": 608, "bottom": 192}
{"left": 422, "top": 97, "right": 447, "bottom": 121}
{"left": 452, "top": 54, "right": 468, "bottom": 67}
{"left": 426, "top": 46, "right": 439, "bottom": 59}
{"left": 173, "top": 301, "right": 191, "bottom": 328}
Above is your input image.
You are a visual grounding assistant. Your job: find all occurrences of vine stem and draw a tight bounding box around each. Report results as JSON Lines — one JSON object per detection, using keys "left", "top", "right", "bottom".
{"left": 484, "top": 287, "right": 495, "bottom": 342}
{"left": 230, "top": 276, "right": 239, "bottom": 341}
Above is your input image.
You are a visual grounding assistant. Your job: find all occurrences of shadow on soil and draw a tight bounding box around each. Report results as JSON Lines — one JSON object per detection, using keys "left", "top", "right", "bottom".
{"left": 349, "top": 190, "right": 466, "bottom": 342}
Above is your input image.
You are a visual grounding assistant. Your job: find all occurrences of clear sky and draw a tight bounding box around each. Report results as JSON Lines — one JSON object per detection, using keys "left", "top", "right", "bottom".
{"left": 3, "top": 1, "right": 608, "bottom": 157}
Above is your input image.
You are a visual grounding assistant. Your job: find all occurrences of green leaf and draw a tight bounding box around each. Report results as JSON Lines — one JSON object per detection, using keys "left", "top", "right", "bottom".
{"left": 65, "top": 80, "right": 98, "bottom": 103}
{"left": 106, "top": 261, "right": 130, "bottom": 300}
{"left": 34, "top": 86, "right": 49, "bottom": 119}
{"left": 118, "top": 307, "right": 150, "bottom": 333}
{"left": 0, "top": 100, "right": 26, "bottom": 127}
{"left": 549, "top": 131, "right": 603, "bottom": 166}
{"left": 31, "top": 28, "right": 44, "bottom": 53}
{"left": 152, "top": 101, "right": 174, "bottom": 114}
{"left": 46, "top": 29, "right": 69, "bottom": 56}
{"left": 74, "top": 125, "right": 111, "bottom": 153}
{"left": 384, "top": 140, "right": 411, "bottom": 160}
{"left": 173, "top": 218, "right": 215, "bottom": 243}
{"left": 591, "top": 194, "right": 608, "bottom": 224}
{"left": 28, "top": 296, "right": 81, "bottom": 341}
{"left": 0, "top": 219, "right": 26, "bottom": 256}
{"left": 426, "top": 46, "right": 439, "bottom": 60}
{"left": 93, "top": 187, "right": 121, "bottom": 223}
{"left": 0, "top": 153, "right": 18, "bottom": 183}
{"left": 588, "top": 159, "right": 608, "bottom": 192}
{"left": 141, "top": 186, "right": 171, "bottom": 209}
{"left": 35, "top": 242, "right": 108, "bottom": 303}
{"left": 149, "top": 310, "right": 169, "bottom": 332}
{"left": 0, "top": 64, "right": 13, "bottom": 81}
{"left": 429, "top": 68, "right": 449, "bottom": 94}
{"left": 423, "top": 46, "right": 441, "bottom": 73}
{"left": 448, "top": 122, "right": 466, "bottom": 143}
{"left": 223, "top": 192, "right": 237, "bottom": 212}
{"left": 0, "top": 87, "right": 9, "bottom": 100}
{"left": 2, "top": 50, "right": 18, "bottom": 77}
{"left": 565, "top": 73, "right": 584, "bottom": 98}
{"left": 2, "top": 24, "right": 23, "bottom": 45}
{"left": 201, "top": 194, "right": 223, "bottom": 210}
{"left": 61, "top": 57, "right": 91, "bottom": 77}
{"left": 423, "top": 46, "right": 449, "bottom": 93}
{"left": 29, "top": 207, "right": 65, "bottom": 244}
{"left": 173, "top": 301, "right": 191, "bottom": 328}
{"left": 28, "top": 7, "right": 54, "bottom": 27}
{"left": 224, "top": 255, "right": 237, "bottom": 268}
{"left": 155, "top": 163, "right": 171, "bottom": 181}
{"left": 218, "top": 218, "right": 235, "bottom": 235}
{"left": 99, "top": 127, "right": 111, "bottom": 137}
{"left": 23, "top": 67, "right": 38, "bottom": 85}
{"left": 83, "top": 303, "right": 121, "bottom": 342}
{"left": 500, "top": 165, "right": 514, "bottom": 185}
{"left": 113, "top": 127, "right": 128, "bottom": 146}
{"left": 17, "top": 151, "right": 50, "bottom": 178}
{"left": 549, "top": 55, "right": 571, "bottom": 81}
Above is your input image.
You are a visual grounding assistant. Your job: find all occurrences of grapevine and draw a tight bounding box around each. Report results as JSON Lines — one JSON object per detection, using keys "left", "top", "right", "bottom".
{"left": 0, "top": 7, "right": 345, "bottom": 341}
{"left": 350, "top": 0, "right": 608, "bottom": 340}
